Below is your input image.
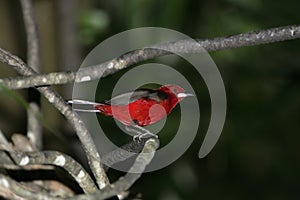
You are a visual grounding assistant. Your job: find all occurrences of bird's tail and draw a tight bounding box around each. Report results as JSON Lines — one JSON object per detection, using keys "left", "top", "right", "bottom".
{"left": 67, "top": 99, "right": 103, "bottom": 113}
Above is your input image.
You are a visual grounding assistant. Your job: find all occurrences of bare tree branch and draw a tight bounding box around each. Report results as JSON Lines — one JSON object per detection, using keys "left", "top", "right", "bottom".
{"left": 0, "top": 174, "right": 58, "bottom": 200}
{"left": 20, "top": 0, "right": 40, "bottom": 72}
{"left": 0, "top": 71, "right": 76, "bottom": 90}
{"left": 71, "top": 138, "right": 159, "bottom": 200}
{"left": 0, "top": 150, "right": 98, "bottom": 193}
{"left": 0, "top": 132, "right": 96, "bottom": 193}
{"left": 0, "top": 48, "right": 110, "bottom": 189}
{"left": 0, "top": 130, "right": 9, "bottom": 148}
{"left": 0, "top": 177, "right": 74, "bottom": 199}
{"left": 0, "top": 133, "right": 53, "bottom": 170}
{"left": 56, "top": 0, "right": 81, "bottom": 97}
{"left": 1, "top": 24, "right": 299, "bottom": 90}
{"left": 102, "top": 137, "right": 154, "bottom": 171}
{"left": 11, "top": 133, "right": 36, "bottom": 152}
{"left": 20, "top": 0, "right": 43, "bottom": 150}
{"left": 0, "top": 135, "right": 159, "bottom": 198}
{"left": 27, "top": 103, "right": 42, "bottom": 150}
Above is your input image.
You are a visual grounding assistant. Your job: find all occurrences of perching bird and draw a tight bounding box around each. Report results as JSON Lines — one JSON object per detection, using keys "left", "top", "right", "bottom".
{"left": 68, "top": 84, "right": 193, "bottom": 139}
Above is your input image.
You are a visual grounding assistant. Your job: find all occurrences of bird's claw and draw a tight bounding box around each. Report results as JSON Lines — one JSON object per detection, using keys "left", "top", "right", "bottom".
{"left": 125, "top": 125, "right": 158, "bottom": 142}
{"left": 133, "top": 132, "right": 158, "bottom": 143}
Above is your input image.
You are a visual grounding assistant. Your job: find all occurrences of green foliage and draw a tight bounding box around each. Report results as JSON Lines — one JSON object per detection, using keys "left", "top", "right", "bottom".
{"left": 78, "top": 9, "right": 109, "bottom": 45}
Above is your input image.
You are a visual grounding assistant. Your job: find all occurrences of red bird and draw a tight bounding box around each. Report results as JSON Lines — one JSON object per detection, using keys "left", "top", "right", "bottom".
{"left": 68, "top": 84, "right": 193, "bottom": 139}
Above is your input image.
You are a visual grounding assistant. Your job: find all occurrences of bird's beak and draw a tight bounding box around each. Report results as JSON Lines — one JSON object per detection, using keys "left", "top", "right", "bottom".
{"left": 177, "top": 92, "right": 194, "bottom": 98}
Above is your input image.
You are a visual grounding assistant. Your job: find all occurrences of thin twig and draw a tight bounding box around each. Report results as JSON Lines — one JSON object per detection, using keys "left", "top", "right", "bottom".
{"left": 71, "top": 138, "right": 159, "bottom": 200}
{"left": 0, "top": 48, "right": 110, "bottom": 189}
{"left": 0, "top": 130, "right": 9, "bottom": 147}
{"left": 20, "top": 0, "right": 43, "bottom": 150}
{"left": 27, "top": 103, "right": 42, "bottom": 150}
{"left": 0, "top": 24, "right": 299, "bottom": 89}
{"left": 20, "top": 0, "right": 40, "bottom": 72}
{"left": 57, "top": 0, "right": 81, "bottom": 97}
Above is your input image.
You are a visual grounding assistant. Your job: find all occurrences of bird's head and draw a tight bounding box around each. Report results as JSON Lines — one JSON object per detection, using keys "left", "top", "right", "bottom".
{"left": 158, "top": 84, "right": 194, "bottom": 103}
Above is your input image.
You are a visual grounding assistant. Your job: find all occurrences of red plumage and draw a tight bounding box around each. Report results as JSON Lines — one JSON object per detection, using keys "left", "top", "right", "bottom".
{"left": 69, "top": 84, "right": 193, "bottom": 127}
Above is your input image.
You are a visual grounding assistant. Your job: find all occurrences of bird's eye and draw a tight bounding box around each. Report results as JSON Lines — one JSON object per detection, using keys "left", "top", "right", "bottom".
{"left": 172, "top": 88, "right": 178, "bottom": 93}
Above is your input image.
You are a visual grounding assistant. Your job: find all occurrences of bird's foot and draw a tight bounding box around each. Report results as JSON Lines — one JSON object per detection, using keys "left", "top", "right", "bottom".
{"left": 133, "top": 131, "right": 158, "bottom": 142}
{"left": 125, "top": 125, "right": 158, "bottom": 142}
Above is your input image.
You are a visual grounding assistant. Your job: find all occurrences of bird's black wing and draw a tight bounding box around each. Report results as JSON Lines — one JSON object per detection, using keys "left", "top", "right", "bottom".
{"left": 104, "top": 89, "right": 168, "bottom": 105}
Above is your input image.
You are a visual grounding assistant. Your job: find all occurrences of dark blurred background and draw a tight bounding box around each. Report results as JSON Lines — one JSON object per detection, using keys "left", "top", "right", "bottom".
{"left": 0, "top": 0, "right": 300, "bottom": 199}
